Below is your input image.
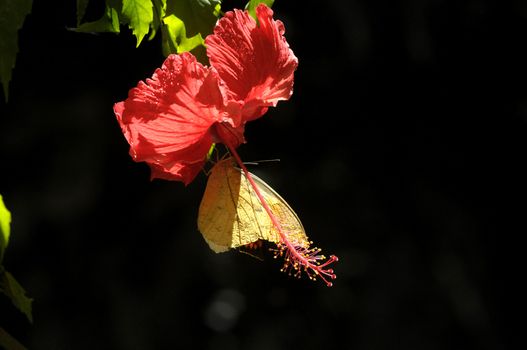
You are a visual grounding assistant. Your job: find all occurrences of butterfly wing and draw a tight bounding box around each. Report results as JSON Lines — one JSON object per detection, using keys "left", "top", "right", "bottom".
{"left": 248, "top": 172, "right": 310, "bottom": 248}
{"left": 197, "top": 158, "right": 239, "bottom": 252}
{"left": 198, "top": 158, "right": 309, "bottom": 252}
{"left": 198, "top": 158, "right": 275, "bottom": 252}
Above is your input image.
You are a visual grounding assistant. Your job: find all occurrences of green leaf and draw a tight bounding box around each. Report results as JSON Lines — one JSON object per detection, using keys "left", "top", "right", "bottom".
{"left": 162, "top": 14, "right": 204, "bottom": 55}
{"left": 76, "top": 0, "right": 90, "bottom": 26}
{"left": 73, "top": 0, "right": 220, "bottom": 54}
{"left": 0, "top": 196, "right": 33, "bottom": 323}
{"left": 149, "top": 0, "right": 167, "bottom": 41}
{"left": 245, "top": 0, "right": 274, "bottom": 20}
{"left": 0, "top": 326, "right": 28, "bottom": 350}
{"left": 0, "top": 195, "right": 11, "bottom": 263}
{"left": 160, "top": 0, "right": 220, "bottom": 58}
{"left": 122, "top": 0, "right": 154, "bottom": 47}
{"left": 166, "top": 0, "right": 221, "bottom": 39}
{"left": 0, "top": 0, "right": 33, "bottom": 102}
{"left": 75, "top": 1, "right": 121, "bottom": 34}
{"left": 207, "top": 143, "right": 216, "bottom": 161}
{"left": 0, "top": 270, "right": 33, "bottom": 323}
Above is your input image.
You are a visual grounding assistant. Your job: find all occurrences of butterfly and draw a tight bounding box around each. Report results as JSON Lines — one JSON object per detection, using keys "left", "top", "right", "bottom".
{"left": 198, "top": 157, "right": 310, "bottom": 253}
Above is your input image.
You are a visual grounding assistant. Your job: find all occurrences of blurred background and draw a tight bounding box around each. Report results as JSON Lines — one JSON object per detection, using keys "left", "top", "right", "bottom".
{"left": 0, "top": 0, "right": 522, "bottom": 348}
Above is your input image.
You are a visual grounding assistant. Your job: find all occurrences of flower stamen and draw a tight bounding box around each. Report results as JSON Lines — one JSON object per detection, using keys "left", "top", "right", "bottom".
{"left": 225, "top": 143, "right": 338, "bottom": 287}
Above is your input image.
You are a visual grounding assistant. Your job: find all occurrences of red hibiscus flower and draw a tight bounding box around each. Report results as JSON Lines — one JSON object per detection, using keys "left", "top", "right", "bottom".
{"left": 114, "top": 4, "right": 298, "bottom": 185}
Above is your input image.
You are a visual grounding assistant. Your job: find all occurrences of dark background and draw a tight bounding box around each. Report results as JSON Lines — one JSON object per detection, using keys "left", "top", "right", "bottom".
{"left": 0, "top": 0, "right": 522, "bottom": 349}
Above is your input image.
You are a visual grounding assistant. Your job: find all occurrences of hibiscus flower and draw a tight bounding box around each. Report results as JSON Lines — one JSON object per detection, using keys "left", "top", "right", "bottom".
{"left": 114, "top": 4, "right": 298, "bottom": 185}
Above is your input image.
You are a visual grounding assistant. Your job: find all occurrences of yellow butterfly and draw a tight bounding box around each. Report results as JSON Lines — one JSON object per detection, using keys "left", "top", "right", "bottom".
{"left": 198, "top": 156, "right": 338, "bottom": 286}
{"left": 198, "top": 157, "right": 310, "bottom": 253}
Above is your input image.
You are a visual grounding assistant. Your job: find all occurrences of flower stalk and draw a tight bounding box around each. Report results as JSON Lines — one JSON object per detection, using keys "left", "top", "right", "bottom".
{"left": 226, "top": 143, "right": 338, "bottom": 287}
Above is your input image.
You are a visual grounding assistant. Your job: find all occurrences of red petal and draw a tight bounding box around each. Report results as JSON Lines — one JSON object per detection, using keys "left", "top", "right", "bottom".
{"left": 205, "top": 4, "right": 298, "bottom": 121}
{"left": 146, "top": 138, "right": 213, "bottom": 185}
{"left": 114, "top": 53, "right": 236, "bottom": 184}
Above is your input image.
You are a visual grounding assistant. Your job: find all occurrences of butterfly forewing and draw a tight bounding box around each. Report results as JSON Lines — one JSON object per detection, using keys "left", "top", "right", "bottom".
{"left": 199, "top": 158, "right": 275, "bottom": 252}
{"left": 198, "top": 158, "right": 309, "bottom": 253}
{"left": 197, "top": 158, "right": 239, "bottom": 252}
